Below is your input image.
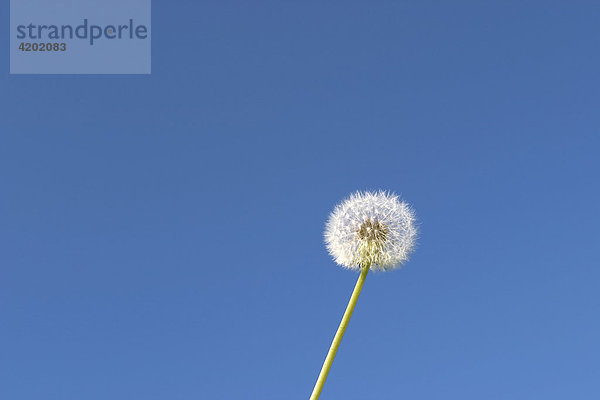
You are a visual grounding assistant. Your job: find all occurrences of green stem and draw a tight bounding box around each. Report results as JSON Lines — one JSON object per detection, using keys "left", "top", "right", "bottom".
{"left": 309, "top": 265, "right": 370, "bottom": 400}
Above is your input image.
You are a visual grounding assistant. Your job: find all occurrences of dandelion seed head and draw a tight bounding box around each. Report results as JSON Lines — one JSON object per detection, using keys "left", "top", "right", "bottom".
{"left": 324, "top": 191, "right": 417, "bottom": 271}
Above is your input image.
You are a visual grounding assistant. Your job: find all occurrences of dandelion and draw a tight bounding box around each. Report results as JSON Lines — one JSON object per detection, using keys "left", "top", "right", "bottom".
{"left": 324, "top": 191, "right": 417, "bottom": 271}
{"left": 310, "top": 190, "right": 417, "bottom": 400}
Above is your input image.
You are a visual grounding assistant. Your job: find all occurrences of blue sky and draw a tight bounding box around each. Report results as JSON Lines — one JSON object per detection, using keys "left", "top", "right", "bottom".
{"left": 1, "top": 2, "right": 600, "bottom": 399}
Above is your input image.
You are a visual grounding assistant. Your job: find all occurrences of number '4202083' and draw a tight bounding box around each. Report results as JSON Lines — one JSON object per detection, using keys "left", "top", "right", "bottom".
{"left": 19, "top": 42, "right": 67, "bottom": 52}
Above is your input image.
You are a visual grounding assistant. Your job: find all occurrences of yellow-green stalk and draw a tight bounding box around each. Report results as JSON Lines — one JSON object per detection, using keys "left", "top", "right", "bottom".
{"left": 309, "top": 264, "right": 370, "bottom": 400}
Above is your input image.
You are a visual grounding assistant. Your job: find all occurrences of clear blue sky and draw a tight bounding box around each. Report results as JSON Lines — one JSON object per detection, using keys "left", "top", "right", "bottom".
{"left": 2, "top": 2, "right": 600, "bottom": 399}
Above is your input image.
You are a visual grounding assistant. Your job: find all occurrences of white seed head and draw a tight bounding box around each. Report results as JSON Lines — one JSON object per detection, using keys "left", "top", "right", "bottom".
{"left": 324, "top": 191, "right": 417, "bottom": 271}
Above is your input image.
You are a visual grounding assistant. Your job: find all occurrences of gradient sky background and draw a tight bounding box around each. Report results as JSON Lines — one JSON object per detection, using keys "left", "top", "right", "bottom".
{"left": 2, "top": 2, "right": 600, "bottom": 399}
